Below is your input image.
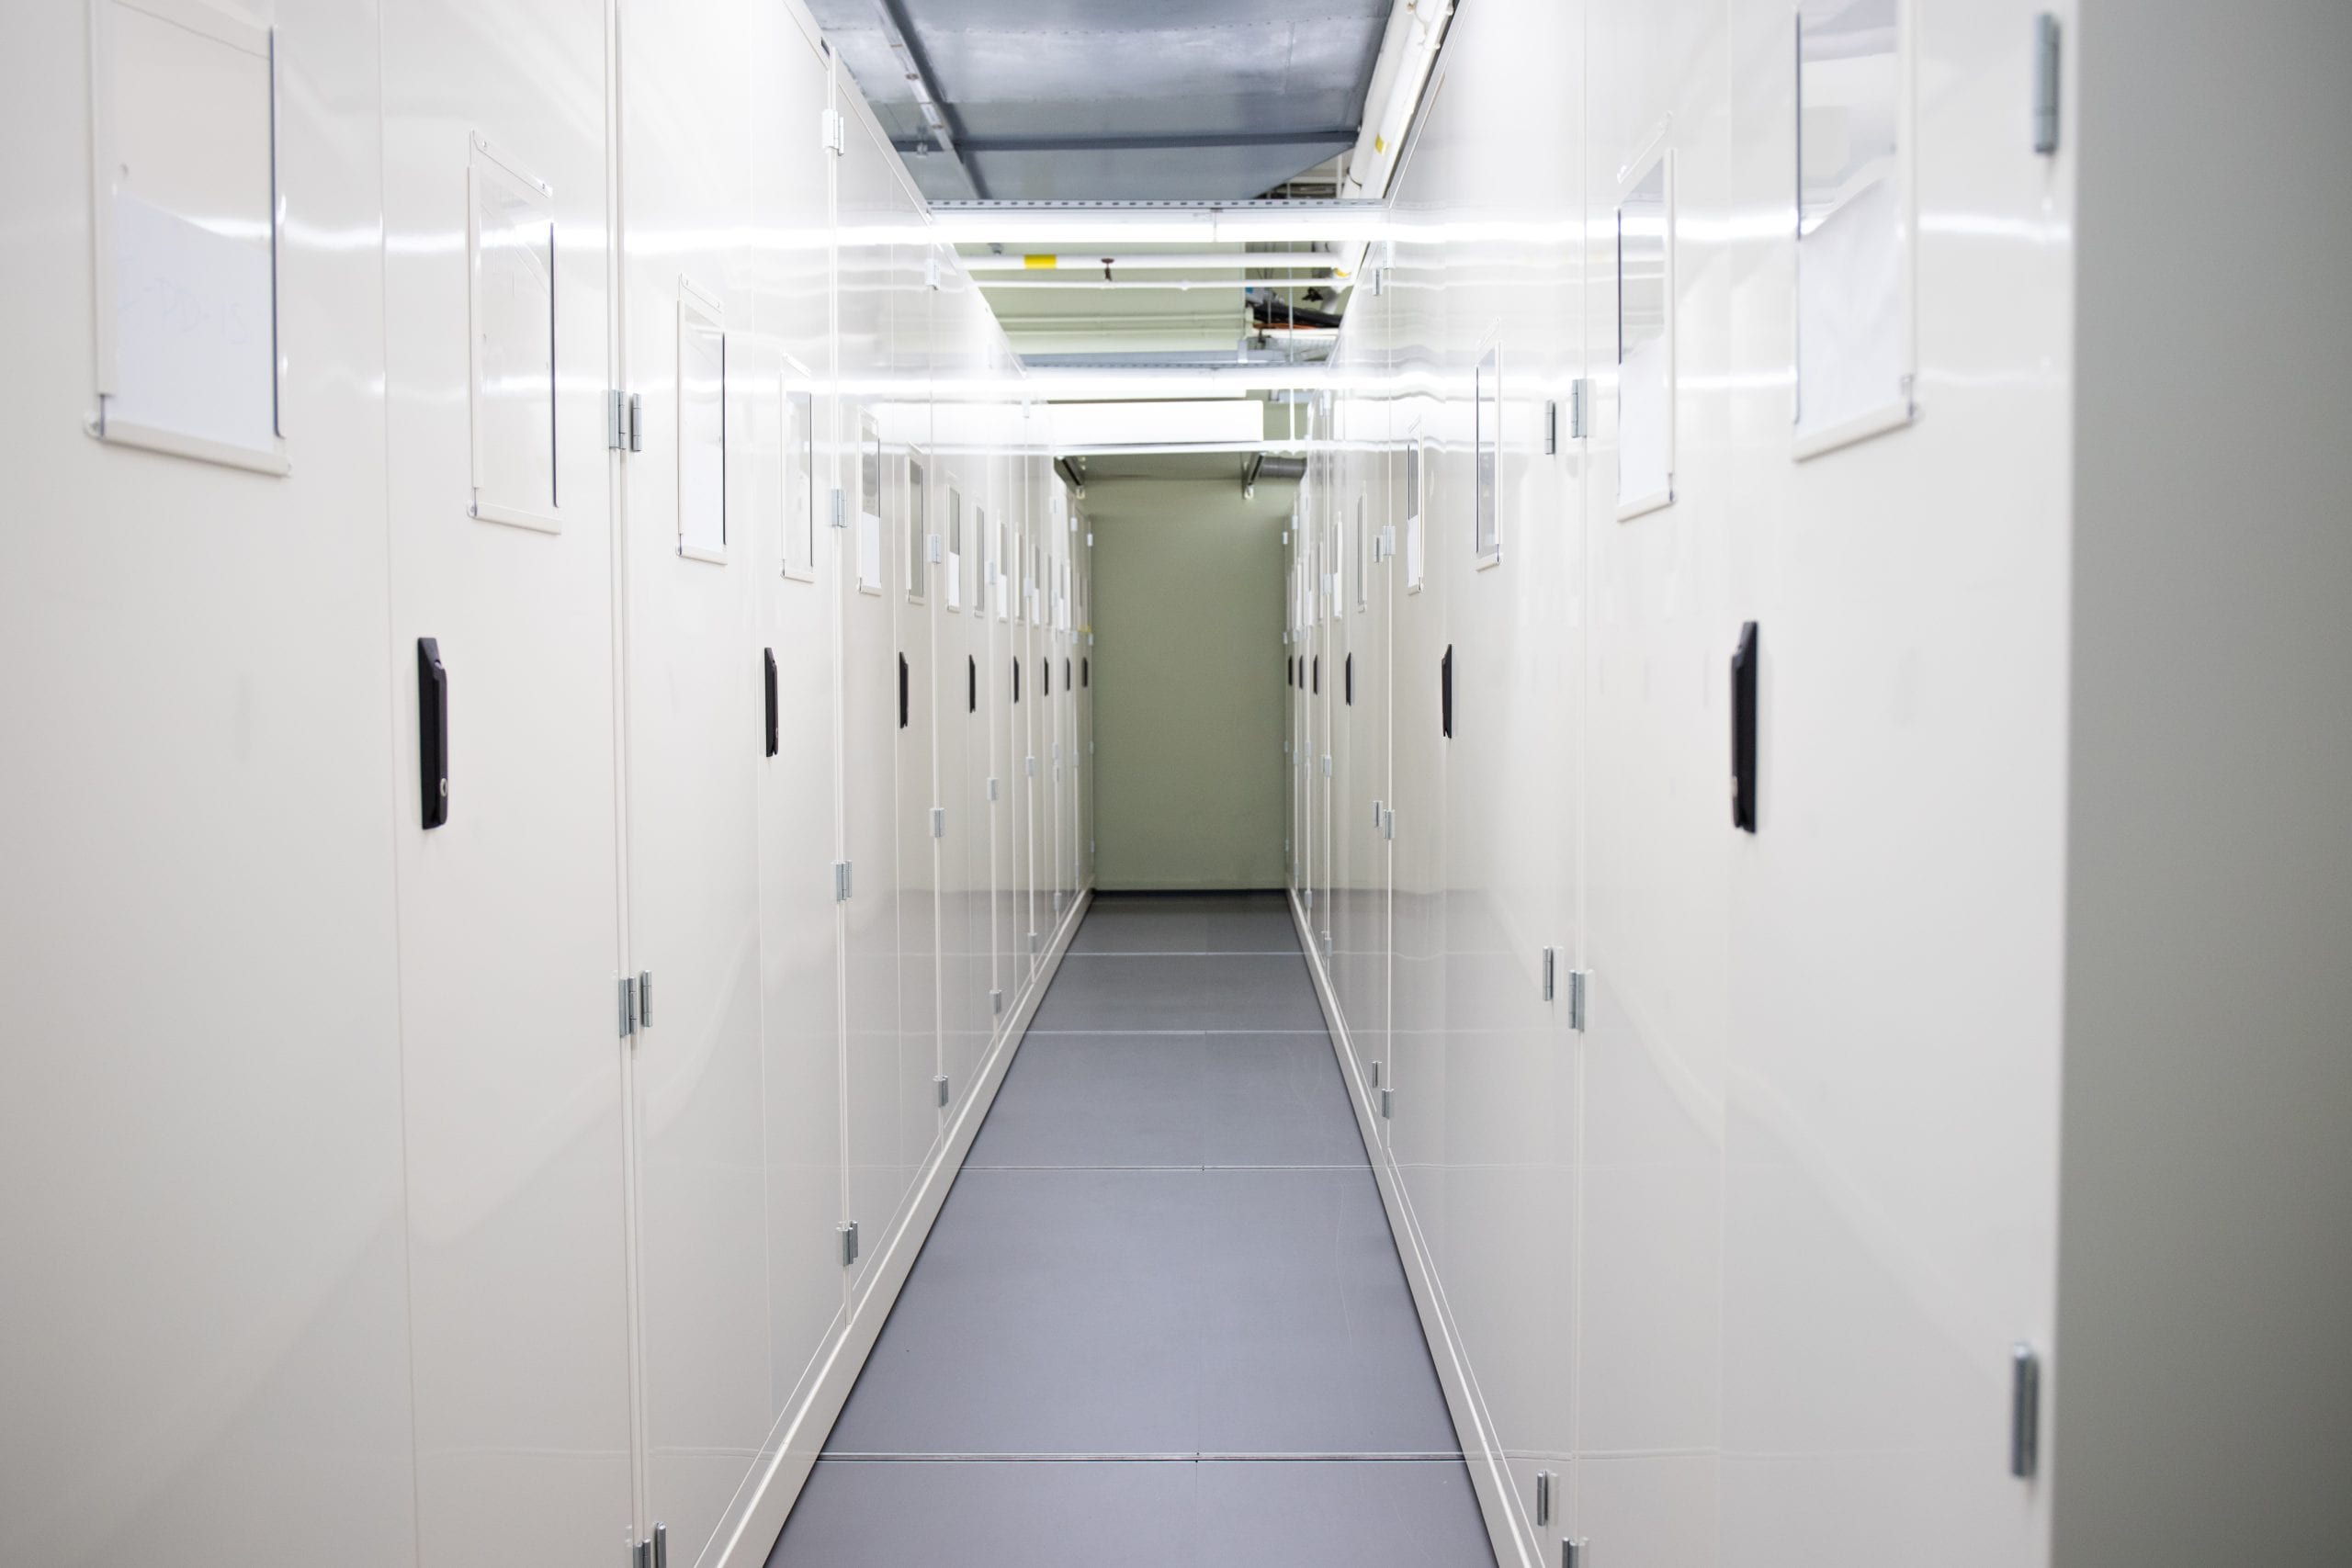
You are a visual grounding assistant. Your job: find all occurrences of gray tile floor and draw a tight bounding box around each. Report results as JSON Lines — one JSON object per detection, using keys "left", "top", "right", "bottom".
{"left": 769, "top": 892, "right": 1497, "bottom": 1568}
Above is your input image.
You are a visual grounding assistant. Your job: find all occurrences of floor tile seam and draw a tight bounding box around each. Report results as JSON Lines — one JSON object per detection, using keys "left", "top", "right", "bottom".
{"left": 817, "top": 1452, "right": 1470, "bottom": 1463}
{"left": 1023, "top": 1029, "right": 1333, "bottom": 1037}
{"left": 958, "top": 1162, "right": 1372, "bottom": 1172}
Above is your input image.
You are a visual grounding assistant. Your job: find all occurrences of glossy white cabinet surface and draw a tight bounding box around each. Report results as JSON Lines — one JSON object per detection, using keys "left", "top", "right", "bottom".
{"left": 1290, "top": 2, "right": 2081, "bottom": 1567}
{"left": 380, "top": 0, "right": 634, "bottom": 1562}
{"left": 0, "top": 2, "right": 420, "bottom": 1563}
{"left": 0, "top": 2, "right": 1074, "bottom": 1564}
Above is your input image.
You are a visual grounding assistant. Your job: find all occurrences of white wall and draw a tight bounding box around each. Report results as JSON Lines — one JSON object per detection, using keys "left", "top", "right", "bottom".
{"left": 2053, "top": 5, "right": 2352, "bottom": 1565}
{"left": 0, "top": 4, "right": 1090, "bottom": 1567}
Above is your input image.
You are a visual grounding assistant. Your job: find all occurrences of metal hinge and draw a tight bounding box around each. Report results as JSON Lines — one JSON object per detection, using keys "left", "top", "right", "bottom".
{"left": 1544, "top": 400, "right": 1561, "bottom": 456}
{"left": 638, "top": 970, "right": 652, "bottom": 1028}
{"left": 1321, "top": 753, "right": 1332, "bottom": 778}
{"left": 1542, "top": 947, "right": 1559, "bottom": 1002}
{"left": 1383, "top": 805, "right": 1396, "bottom": 840}
{"left": 2010, "top": 1343, "right": 2041, "bottom": 1477}
{"left": 988, "top": 776, "right": 1001, "bottom": 802}
{"left": 924, "top": 253, "right": 941, "bottom": 290}
{"left": 1563, "top": 1540, "right": 1587, "bottom": 1568}
{"left": 829, "top": 487, "right": 847, "bottom": 528}
{"left": 1379, "top": 523, "right": 1396, "bottom": 560}
{"left": 990, "top": 987, "right": 1003, "bottom": 1016}
{"left": 1025, "top": 755, "right": 1036, "bottom": 777}
{"left": 631, "top": 1522, "right": 668, "bottom": 1568}
{"left": 2031, "top": 15, "right": 2062, "bottom": 155}
{"left": 820, "top": 107, "right": 846, "bottom": 154}
{"left": 933, "top": 1073, "right": 950, "bottom": 1107}
{"left": 833, "top": 860, "right": 853, "bottom": 901}
{"left": 1085, "top": 531, "right": 1093, "bottom": 547}
{"left": 1370, "top": 1060, "right": 1382, "bottom": 1088}
{"left": 928, "top": 532, "right": 944, "bottom": 563}
{"left": 1028, "top": 930, "right": 1041, "bottom": 953}
{"left": 1569, "top": 969, "right": 1590, "bottom": 1032}
{"left": 1379, "top": 1086, "right": 1393, "bottom": 1119}
{"left": 931, "top": 806, "right": 944, "bottom": 839}
{"left": 1304, "top": 888, "right": 1314, "bottom": 910}
{"left": 1534, "top": 1470, "right": 1556, "bottom": 1528}
{"left": 1568, "top": 377, "right": 1591, "bottom": 440}
{"left": 607, "top": 390, "right": 643, "bottom": 453}
{"left": 838, "top": 1219, "right": 860, "bottom": 1266}
{"left": 619, "top": 976, "right": 638, "bottom": 1038}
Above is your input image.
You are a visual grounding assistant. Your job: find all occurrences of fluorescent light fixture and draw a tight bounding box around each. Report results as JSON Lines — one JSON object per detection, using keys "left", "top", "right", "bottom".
{"left": 1049, "top": 400, "right": 1266, "bottom": 448}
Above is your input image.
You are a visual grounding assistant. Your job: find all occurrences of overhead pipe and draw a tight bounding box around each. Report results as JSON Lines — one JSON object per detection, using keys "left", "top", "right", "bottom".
{"left": 1340, "top": 0, "right": 1455, "bottom": 202}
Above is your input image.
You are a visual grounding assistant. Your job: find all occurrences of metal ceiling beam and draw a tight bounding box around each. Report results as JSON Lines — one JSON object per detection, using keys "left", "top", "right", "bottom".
{"left": 893, "top": 127, "right": 1357, "bottom": 155}
{"left": 930, "top": 198, "right": 1387, "bottom": 247}
{"left": 868, "top": 0, "right": 987, "bottom": 198}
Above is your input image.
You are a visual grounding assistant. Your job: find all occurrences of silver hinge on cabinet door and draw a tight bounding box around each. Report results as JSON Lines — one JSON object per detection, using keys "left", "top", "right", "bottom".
{"left": 2031, "top": 15, "right": 2062, "bottom": 155}
{"left": 1379, "top": 1087, "right": 1394, "bottom": 1119}
{"left": 1534, "top": 1470, "right": 1555, "bottom": 1528}
{"left": 1372, "top": 797, "right": 1384, "bottom": 828}
{"left": 833, "top": 860, "right": 854, "bottom": 901}
{"left": 924, "top": 253, "right": 941, "bottom": 290}
{"left": 820, "top": 107, "right": 846, "bottom": 154}
{"left": 1025, "top": 754, "right": 1037, "bottom": 777}
{"left": 829, "top": 488, "right": 847, "bottom": 528}
{"left": 988, "top": 776, "right": 1001, "bottom": 802}
{"left": 638, "top": 971, "right": 653, "bottom": 1028}
{"left": 1568, "top": 377, "right": 1592, "bottom": 440}
{"left": 1544, "top": 400, "right": 1561, "bottom": 456}
{"left": 928, "top": 532, "right": 944, "bottom": 563}
{"left": 1380, "top": 523, "right": 1396, "bottom": 561}
{"left": 1321, "top": 753, "right": 1332, "bottom": 778}
{"left": 934, "top": 1073, "right": 950, "bottom": 1107}
{"left": 651, "top": 1523, "right": 668, "bottom": 1568}
{"left": 1383, "top": 805, "right": 1396, "bottom": 840}
{"left": 1370, "top": 1060, "right": 1381, "bottom": 1088}
{"left": 2010, "top": 1343, "right": 2041, "bottom": 1478}
{"left": 1563, "top": 1540, "right": 1587, "bottom": 1568}
{"left": 618, "top": 976, "right": 637, "bottom": 1038}
{"left": 632, "top": 1535, "right": 650, "bottom": 1568}
{"left": 1568, "top": 968, "right": 1591, "bottom": 1032}
{"left": 838, "top": 1219, "right": 860, "bottom": 1266}
{"left": 930, "top": 806, "right": 945, "bottom": 839}
{"left": 1304, "top": 888, "right": 1314, "bottom": 909}
{"left": 605, "top": 390, "right": 642, "bottom": 453}
{"left": 989, "top": 987, "right": 1003, "bottom": 1016}
{"left": 1542, "top": 946, "right": 1559, "bottom": 1002}
{"left": 1085, "top": 531, "right": 1093, "bottom": 547}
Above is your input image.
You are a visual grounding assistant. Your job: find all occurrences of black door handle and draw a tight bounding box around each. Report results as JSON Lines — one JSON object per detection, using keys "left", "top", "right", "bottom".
{"left": 1063, "top": 657, "right": 1070, "bottom": 693}
{"left": 1345, "top": 652, "right": 1353, "bottom": 706}
{"left": 1441, "top": 645, "right": 1453, "bottom": 739}
{"left": 764, "top": 649, "right": 779, "bottom": 757}
{"left": 899, "top": 652, "right": 910, "bottom": 729}
{"left": 1081, "top": 657, "right": 1089, "bottom": 689}
{"left": 967, "top": 654, "right": 978, "bottom": 714}
{"left": 1731, "top": 621, "right": 1759, "bottom": 831}
{"left": 417, "top": 637, "right": 448, "bottom": 829}
{"left": 1012, "top": 657, "right": 1021, "bottom": 703}
{"left": 1312, "top": 655, "right": 1320, "bottom": 695}
{"left": 1044, "top": 658, "right": 1051, "bottom": 697}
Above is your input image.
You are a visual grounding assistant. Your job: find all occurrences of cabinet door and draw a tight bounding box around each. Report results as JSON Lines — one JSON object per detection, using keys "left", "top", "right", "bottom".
{"left": 616, "top": 2, "right": 770, "bottom": 1555}
{"left": 381, "top": 0, "right": 638, "bottom": 1562}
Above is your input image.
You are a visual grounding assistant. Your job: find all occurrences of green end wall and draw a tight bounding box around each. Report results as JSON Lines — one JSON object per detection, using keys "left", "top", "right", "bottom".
{"left": 1088, "top": 468, "right": 1292, "bottom": 891}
